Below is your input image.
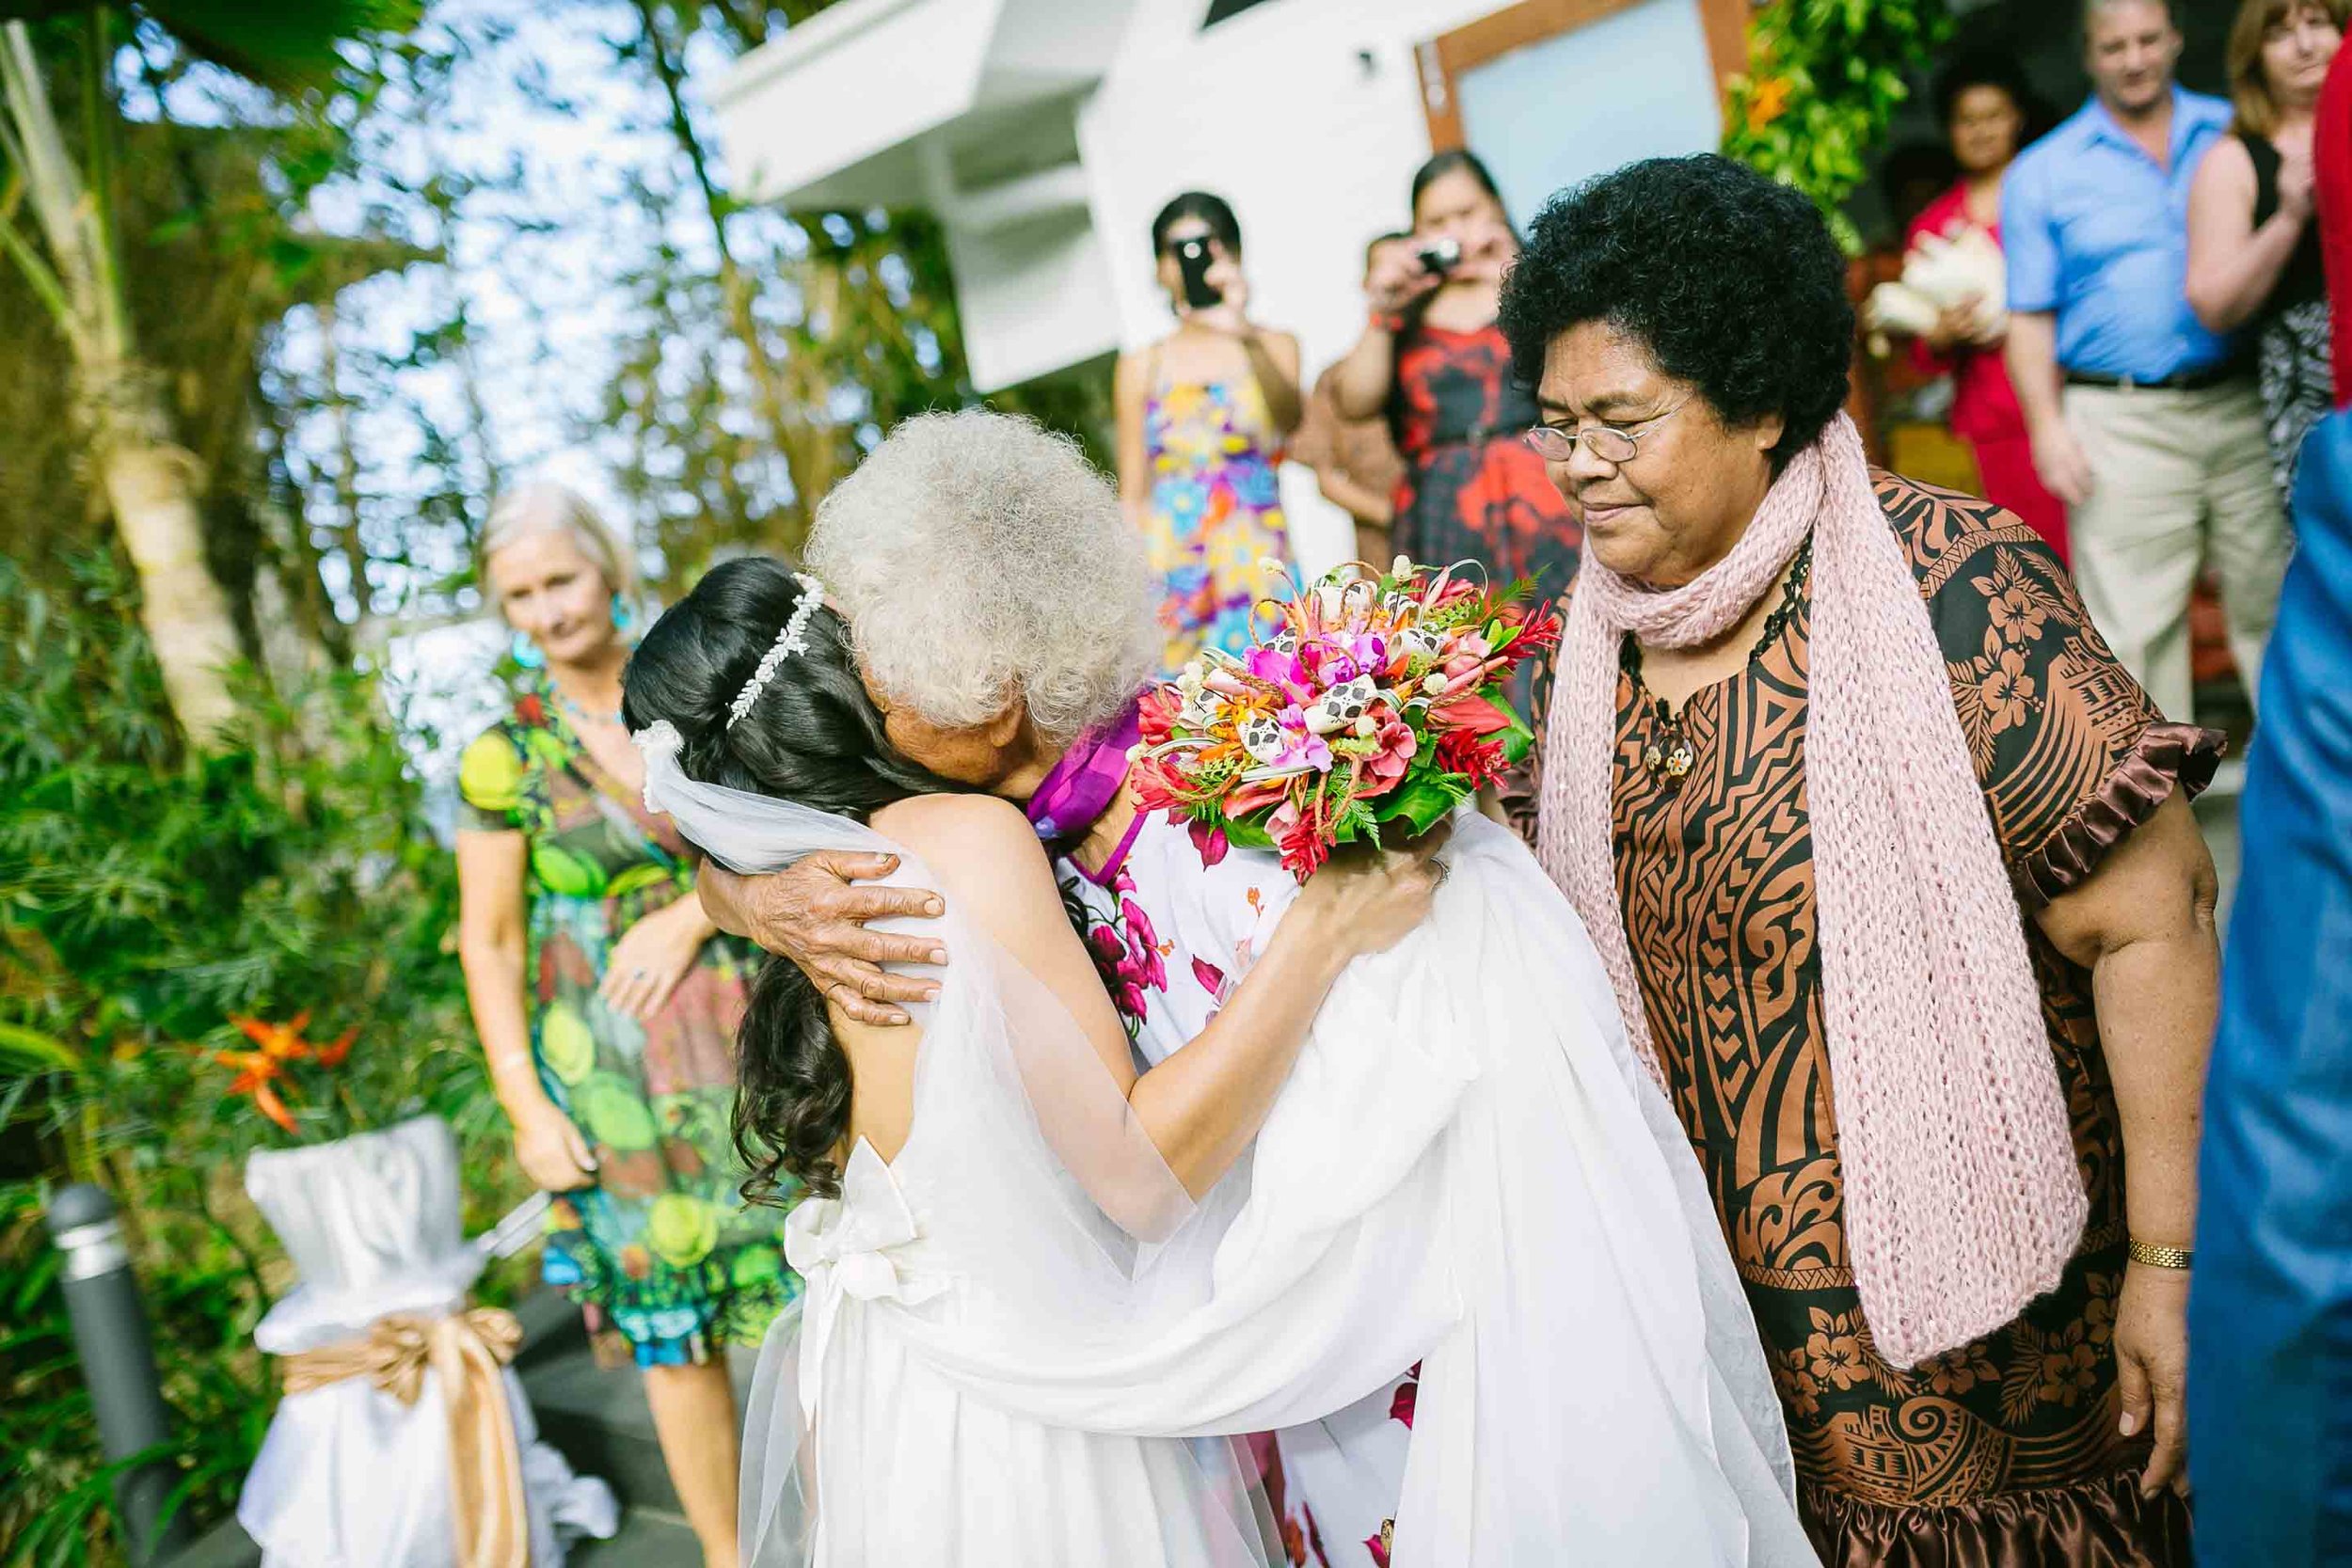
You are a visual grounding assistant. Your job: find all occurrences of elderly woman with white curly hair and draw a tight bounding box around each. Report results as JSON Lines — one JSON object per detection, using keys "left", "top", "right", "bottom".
{"left": 678, "top": 409, "right": 1817, "bottom": 1567}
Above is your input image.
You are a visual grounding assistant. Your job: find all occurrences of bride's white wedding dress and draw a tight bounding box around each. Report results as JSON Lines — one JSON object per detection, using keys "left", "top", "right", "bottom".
{"left": 635, "top": 727, "right": 1818, "bottom": 1568}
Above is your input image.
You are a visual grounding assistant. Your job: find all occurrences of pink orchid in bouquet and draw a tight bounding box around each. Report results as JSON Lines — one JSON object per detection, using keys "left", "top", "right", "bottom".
{"left": 1131, "top": 558, "right": 1562, "bottom": 881}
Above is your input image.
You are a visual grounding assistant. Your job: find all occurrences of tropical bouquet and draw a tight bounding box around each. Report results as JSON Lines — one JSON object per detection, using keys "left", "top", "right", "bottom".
{"left": 1131, "top": 559, "right": 1562, "bottom": 880}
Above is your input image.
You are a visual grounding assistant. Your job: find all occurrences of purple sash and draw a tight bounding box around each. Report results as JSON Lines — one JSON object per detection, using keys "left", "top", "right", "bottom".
{"left": 1025, "top": 698, "right": 1142, "bottom": 847}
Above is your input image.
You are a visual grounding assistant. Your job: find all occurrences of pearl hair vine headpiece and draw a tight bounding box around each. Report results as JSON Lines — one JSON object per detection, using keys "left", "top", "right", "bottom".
{"left": 725, "top": 573, "right": 826, "bottom": 730}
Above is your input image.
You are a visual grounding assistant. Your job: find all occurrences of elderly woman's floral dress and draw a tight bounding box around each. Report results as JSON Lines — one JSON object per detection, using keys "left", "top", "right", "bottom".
{"left": 1143, "top": 357, "right": 1290, "bottom": 677}
{"left": 1054, "top": 821, "right": 1410, "bottom": 1568}
{"left": 1608, "top": 473, "right": 2219, "bottom": 1565}
{"left": 457, "top": 685, "right": 796, "bottom": 1367}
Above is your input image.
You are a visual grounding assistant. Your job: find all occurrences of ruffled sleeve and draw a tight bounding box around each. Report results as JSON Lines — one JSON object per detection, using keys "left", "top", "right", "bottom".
{"left": 2006, "top": 720, "right": 2223, "bottom": 904}
{"left": 1884, "top": 475, "right": 2227, "bottom": 904}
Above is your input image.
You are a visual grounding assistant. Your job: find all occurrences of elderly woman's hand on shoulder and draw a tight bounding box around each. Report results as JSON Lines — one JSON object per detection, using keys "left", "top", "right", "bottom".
{"left": 699, "top": 853, "right": 948, "bottom": 1026}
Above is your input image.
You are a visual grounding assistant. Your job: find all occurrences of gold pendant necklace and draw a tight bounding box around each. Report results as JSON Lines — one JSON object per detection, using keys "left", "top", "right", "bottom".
{"left": 1642, "top": 697, "right": 1695, "bottom": 783}
{"left": 1627, "top": 531, "right": 1812, "bottom": 792}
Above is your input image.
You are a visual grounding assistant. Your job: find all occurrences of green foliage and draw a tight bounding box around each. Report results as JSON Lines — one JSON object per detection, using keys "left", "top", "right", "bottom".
{"left": 1720, "top": 0, "right": 1953, "bottom": 255}
{"left": 0, "top": 552, "right": 526, "bottom": 1562}
{"left": 0, "top": 1, "right": 427, "bottom": 90}
{"left": 0, "top": 552, "right": 477, "bottom": 1157}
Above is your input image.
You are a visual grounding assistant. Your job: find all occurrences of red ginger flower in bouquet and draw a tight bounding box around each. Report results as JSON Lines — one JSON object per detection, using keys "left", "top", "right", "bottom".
{"left": 1132, "top": 558, "right": 1560, "bottom": 882}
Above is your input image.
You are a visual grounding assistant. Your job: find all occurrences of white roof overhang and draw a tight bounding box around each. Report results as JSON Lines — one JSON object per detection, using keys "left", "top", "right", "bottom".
{"left": 708, "top": 0, "right": 1136, "bottom": 213}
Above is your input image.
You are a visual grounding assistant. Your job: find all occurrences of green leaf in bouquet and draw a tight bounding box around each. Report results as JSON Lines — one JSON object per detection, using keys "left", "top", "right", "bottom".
{"left": 1491, "top": 699, "right": 1536, "bottom": 766}
{"left": 1213, "top": 810, "right": 1276, "bottom": 850}
{"left": 1332, "top": 796, "right": 1380, "bottom": 847}
{"left": 1375, "top": 773, "right": 1472, "bottom": 836}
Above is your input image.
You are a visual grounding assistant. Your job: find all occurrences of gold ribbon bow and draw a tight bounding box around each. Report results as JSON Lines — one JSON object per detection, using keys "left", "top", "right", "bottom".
{"left": 278, "top": 1307, "right": 529, "bottom": 1568}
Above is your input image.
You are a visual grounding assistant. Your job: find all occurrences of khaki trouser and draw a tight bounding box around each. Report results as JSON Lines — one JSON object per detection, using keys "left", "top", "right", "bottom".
{"left": 2064, "top": 379, "right": 2291, "bottom": 725}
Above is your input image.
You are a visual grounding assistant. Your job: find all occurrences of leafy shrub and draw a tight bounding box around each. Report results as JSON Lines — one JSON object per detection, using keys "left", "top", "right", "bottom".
{"left": 0, "top": 553, "right": 528, "bottom": 1565}
{"left": 1722, "top": 0, "right": 1954, "bottom": 255}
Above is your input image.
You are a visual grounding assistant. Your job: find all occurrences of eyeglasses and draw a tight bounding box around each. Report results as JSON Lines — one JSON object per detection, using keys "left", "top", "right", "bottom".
{"left": 1520, "top": 398, "right": 1690, "bottom": 465}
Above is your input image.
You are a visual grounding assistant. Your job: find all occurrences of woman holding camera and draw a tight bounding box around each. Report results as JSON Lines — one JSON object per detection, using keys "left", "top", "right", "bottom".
{"left": 1116, "top": 191, "right": 1303, "bottom": 676}
{"left": 1329, "top": 150, "right": 1580, "bottom": 836}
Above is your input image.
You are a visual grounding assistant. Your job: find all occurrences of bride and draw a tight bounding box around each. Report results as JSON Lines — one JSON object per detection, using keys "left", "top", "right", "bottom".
{"left": 622, "top": 413, "right": 1818, "bottom": 1568}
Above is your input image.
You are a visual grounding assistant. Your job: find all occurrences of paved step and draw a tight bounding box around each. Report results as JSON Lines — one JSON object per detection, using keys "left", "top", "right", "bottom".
{"left": 514, "top": 1326, "right": 677, "bottom": 1516}
{"left": 161, "top": 1518, "right": 262, "bottom": 1568}
{"left": 514, "top": 1297, "right": 764, "bottom": 1520}
{"left": 566, "top": 1505, "right": 703, "bottom": 1567}
{"left": 162, "top": 1506, "right": 695, "bottom": 1568}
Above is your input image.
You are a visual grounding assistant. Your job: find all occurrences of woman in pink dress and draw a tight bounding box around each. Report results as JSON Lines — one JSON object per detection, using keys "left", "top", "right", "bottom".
{"left": 1900, "top": 54, "right": 2070, "bottom": 562}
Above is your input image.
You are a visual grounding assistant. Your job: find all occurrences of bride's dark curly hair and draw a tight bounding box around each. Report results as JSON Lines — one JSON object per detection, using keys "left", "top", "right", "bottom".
{"left": 620, "top": 557, "right": 956, "bottom": 1203}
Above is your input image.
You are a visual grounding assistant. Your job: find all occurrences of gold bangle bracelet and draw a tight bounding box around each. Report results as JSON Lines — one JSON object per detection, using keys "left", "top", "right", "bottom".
{"left": 2127, "top": 1238, "right": 2193, "bottom": 1270}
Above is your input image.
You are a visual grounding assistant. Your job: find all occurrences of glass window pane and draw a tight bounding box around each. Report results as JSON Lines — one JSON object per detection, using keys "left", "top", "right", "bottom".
{"left": 1453, "top": 0, "right": 1723, "bottom": 231}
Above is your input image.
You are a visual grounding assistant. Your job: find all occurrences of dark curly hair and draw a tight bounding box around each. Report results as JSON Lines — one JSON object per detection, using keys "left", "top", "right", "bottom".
{"left": 1497, "top": 154, "right": 1853, "bottom": 468}
{"left": 620, "top": 557, "right": 958, "bottom": 1202}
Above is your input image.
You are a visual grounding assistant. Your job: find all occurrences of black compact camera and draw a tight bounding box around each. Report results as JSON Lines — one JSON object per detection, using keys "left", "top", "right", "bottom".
{"left": 1174, "top": 236, "right": 1222, "bottom": 310}
{"left": 1417, "top": 237, "right": 1462, "bottom": 276}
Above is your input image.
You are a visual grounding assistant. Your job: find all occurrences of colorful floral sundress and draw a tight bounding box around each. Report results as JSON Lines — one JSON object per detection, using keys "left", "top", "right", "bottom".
{"left": 456, "top": 684, "right": 796, "bottom": 1367}
{"left": 1143, "top": 363, "right": 1291, "bottom": 676}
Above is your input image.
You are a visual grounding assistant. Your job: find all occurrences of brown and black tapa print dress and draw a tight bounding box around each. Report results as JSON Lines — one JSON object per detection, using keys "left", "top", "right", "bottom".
{"left": 1609, "top": 473, "right": 2218, "bottom": 1565}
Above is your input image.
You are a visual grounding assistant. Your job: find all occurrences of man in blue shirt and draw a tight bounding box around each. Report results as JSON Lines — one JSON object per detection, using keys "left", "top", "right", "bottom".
{"left": 2006, "top": 0, "right": 2291, "bottom": 725}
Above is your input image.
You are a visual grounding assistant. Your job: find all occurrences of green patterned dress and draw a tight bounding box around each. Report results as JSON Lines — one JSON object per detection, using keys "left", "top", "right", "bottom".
{"left": 457, "top": 684, "right": 796, "bottom": 1367}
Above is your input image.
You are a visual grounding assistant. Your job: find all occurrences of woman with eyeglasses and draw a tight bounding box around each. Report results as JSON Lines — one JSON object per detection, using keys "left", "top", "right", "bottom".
{"left": 1506, "top": 154, "right": 2217, "bottom": 1566}
{"left": 1327, "top": 150, "right": 1580, "bottom": 838}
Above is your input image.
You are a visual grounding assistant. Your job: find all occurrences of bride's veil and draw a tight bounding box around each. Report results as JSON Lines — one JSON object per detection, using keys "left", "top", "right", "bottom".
{"left": 636, "top": 723, "right": 1272, "bottom": 1567}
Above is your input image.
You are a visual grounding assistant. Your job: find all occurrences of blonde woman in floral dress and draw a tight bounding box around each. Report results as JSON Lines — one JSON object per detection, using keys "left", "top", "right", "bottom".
{"left": 1116, "top": 191, "right": 1303, "bottom": 676}
{"left": 454, "top": 483, "right": 789, "bottom": 1568}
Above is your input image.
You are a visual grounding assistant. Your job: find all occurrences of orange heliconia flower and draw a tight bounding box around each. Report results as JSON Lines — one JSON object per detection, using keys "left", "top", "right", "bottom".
{"left": 231, "top": 1010, "right": 317, "bottom": 1063}
{"left": 214, "top": 1012, "right": 358, "bottom": 1136}
{"left": 210, "top": 1046, "right": 300, "bottom": 1134}
{"left": 1745, "top": 75, "right": 1793, "bottom": 135}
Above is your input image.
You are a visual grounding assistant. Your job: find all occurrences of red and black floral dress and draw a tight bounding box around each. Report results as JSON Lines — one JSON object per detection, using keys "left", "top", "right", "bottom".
{"left": 1609, "top": 474, "right": 2219, "bottom": 1565}
{"left": 1390, "top": 321, "right": 1581, "bottom": 835}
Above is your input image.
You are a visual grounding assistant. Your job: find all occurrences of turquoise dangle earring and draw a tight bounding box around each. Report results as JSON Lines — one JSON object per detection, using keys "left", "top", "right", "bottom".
{"left": 611, "top": 594, "right": 636, "bottom": 639}
{"left": 510, "top": 629, "right": 545, "bottom": 670}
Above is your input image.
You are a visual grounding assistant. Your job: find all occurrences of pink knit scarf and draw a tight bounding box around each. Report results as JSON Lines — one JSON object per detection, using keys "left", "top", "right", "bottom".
{"left": 1536, "top": 413, "right": 2086, "bottom": 1367}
